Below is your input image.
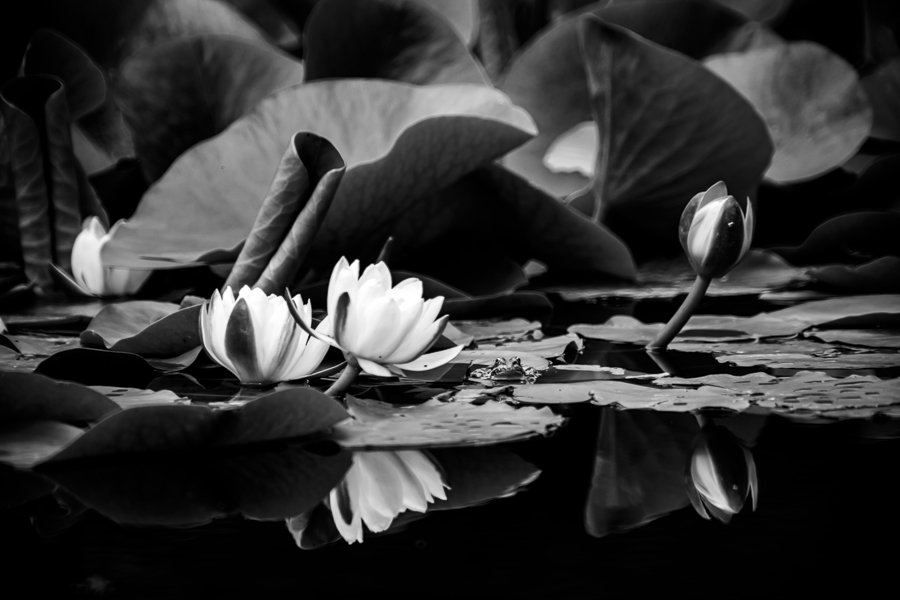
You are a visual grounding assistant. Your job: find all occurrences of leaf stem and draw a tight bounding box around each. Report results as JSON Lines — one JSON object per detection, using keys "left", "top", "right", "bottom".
{"left": 326, "top": 358, "right": 361, "bottom": 398}
{"left": 646, "top": 275, "right": 711, "bottom": 352}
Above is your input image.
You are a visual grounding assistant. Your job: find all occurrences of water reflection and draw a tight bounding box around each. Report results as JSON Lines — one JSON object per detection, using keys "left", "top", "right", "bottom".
{"left": 686, "top": 420, "right": 759, "bottom": 523}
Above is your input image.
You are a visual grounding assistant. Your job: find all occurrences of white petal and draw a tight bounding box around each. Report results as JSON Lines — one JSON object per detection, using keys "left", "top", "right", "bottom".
{"left": 687, "top": 197, "right": 729, "bottom": 265}
{"left": 357, "top": 357, "right": 394, "bottom": 377}
{"left": 358, "top": 261, "right": 392, "bottom": 292}
{"left": 327, "top": 258, "right": 359, "bottom": 318}
{"left": 356, "top": 453, "right": 405, "bottom": 533}
{"left": 71, "top": 217, "right": 106, "bottom": 295}
{"left": 397, "top": 450, "right": 447, "bottom": 504}
{"left": 280, "top": 314, "right": 334, "bottom": 380}
{"left": 394, "top": 344, "right": 462, "bottom": 372}
{"left": 384, "top": 312, "right": 447, "bottom": 365}
{"left": 741, "top": 197, "right": 755, "bottom": 258}
{"left": 330, "top": 476, "right": 364, "bottom": 544}
{"left": 355, "top": 296, "right": 401, "bottom": 359}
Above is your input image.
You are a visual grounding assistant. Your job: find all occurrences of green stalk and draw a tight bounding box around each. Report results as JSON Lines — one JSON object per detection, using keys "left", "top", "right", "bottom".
{"left": 646, "top": 275, "right": 711, "bottom": 352}
{"left": 325, "top": 358, "right": 361, "bottom": 398}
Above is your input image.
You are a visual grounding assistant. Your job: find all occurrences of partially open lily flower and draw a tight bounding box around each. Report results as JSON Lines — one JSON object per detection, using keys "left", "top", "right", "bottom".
{"left": 71, "top": 217, "right": 151, "bottom": 297}
{"left": 200, "top": 286, "right": 332, "bottom": 385}
{"left": 686, "top": 425, "right": 758, "bottom": 523}
{"left": 329, "top": 450, "right": 448, "bottom": 544}
{"left": 678, "top": 181, "right": 754, "bottom": 279}
{"left": 296, "top": 257, "right": 462, "bottom": 377}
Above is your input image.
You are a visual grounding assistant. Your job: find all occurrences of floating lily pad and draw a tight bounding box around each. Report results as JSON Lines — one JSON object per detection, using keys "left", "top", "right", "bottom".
{"left": 714, "top": 351, "right": 900, "bottom": 370}
{"left": 453, "top": 350, "right": 550, "bottom": 371}
{"left": 35, "top": 348, "right": 170, "bottom": 387}
{"left": 810, "top": 258, "right": 900, "bottom": 294}
{"left": 304, "top": 0, "right": 486, "bottom": 85}
{"left": 570, "top": 295, "right": 900, "bottom": 343}
{"left": 0, "top": 299, "right": 105, "bottom": 331}
{"left": 500, "top": 15, "right": 771, "bottom": 252}
{"left": 453, "top": 319, "right": 541, "bottom": 342}
{"left": 331, "top": 396, "right": 564, "bottom": 449}
{"left": 42, "top": 387, "right": 349, "bottom": 464}
{"left": 103, "top": 81, "right": 535, "bottom": 272}
{"left": 705, "top": 41, "right": 872, "bottom": 183}
{"left": 545, "top": 249, "right": 810, "bottom": 300}
{"left": 80, "top": 301, "right": 201, "bottom": 359}
{"left": 0, "top": 371, "right": 120, "bottom": 425}
{"left": 805, "top": 329, "right": 900, "bottom": 349}
{"left": 91, "top": 386, "right": 188, "bottom": 409}
{"left": 511, "top": 380, "right": 752, "bottom": 411}
{"left": 116, "top": 35, "right": 306, "bottom": 181}
{"left": 0, "top": 421, "right": 86, "bottom": 469}
{"left": 475, "top": 333, "right": 583, "bottom": 359}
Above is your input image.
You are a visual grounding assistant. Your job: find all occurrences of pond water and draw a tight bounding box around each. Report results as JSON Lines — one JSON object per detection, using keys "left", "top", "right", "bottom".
{"left": 2, "top": 297, "right": 899, "bottom": 598}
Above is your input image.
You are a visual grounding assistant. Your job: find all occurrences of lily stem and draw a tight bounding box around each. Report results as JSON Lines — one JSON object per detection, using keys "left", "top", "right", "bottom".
{"left": 326, "top": 361, "right": 361, "bottom": 398}
{"left": 646, "top": 275, "right": 711, "bottom": 353}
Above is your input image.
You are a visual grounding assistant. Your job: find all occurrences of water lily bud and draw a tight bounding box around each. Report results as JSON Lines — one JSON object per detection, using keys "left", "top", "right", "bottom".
{"left": 199, "top": 286, "right": 332, "bottom": 385}
{"left": 679, "top": 182, "right": 754, "bottom": 279}
{"left": 71, "top": 217, "right": 151, "bottom": 296}
{"left": 328, "top": 450, "right": 448, "bottom": 544}
{"left": 300, "top": 257, "right": 462, "bottom": 377}
{"left": 686, "top": 425, "right": 758, "bottom": 523}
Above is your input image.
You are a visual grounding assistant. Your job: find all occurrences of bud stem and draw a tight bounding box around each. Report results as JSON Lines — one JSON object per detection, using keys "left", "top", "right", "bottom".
{"left": 325, "top": 358, "right": 361, "bottom": 398}
{"left": 646, "top": 275, "right": 711, "bottom": 352}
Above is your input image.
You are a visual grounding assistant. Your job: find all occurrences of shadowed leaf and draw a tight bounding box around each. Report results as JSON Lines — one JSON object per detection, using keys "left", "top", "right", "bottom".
{"left": 79, "top": 301, "right": 202, "bottom": 357}
{"left": 862, "top": 58, "right": 900, "bottom": 143}
{"left": 0, "top": 371, "right": 120, "bottom": 425}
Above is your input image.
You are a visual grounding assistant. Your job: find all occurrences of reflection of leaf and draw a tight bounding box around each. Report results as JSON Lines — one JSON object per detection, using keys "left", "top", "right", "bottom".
{"left": 861, "top": 58, "right": 900, "bottom": 143}
{"left": 21, "top": 29, "right": 106, "bottom": 120}
{"left": 332, "top": 396, "right": 563, "bottom": 448}
{"left": 116, "top": 35, "right": 305, "bottom": 181}
{"left": 44, "top": 387, "right": 349, "bottom": 464}
{"left": 570, "top": 295, "right": 900, "bottom": 343}
{"left": 705, "top": 41, "right": 872, "bottom": 183}
{"left": 80, "top": 301, "right": 202, "bottom": 357}
{"left": 304, "top": 0, "right": 486, "bottom": 85}
{"left": 0, "top": 371, "right": 120, "bottom": 425}
{"left": 501, "top": 16, "right": 772, "bottom": 253}
{"left": 45, "top": 445, "right": 352, "bottom": 526}
{"left": 430, "top": 445, "right": 540, "bottom": 511}
{"left": 586, "top": 409, "right": 697, "bottom": 537}
{"left": 103, "top": 81, "right": 535, "bottom": 271}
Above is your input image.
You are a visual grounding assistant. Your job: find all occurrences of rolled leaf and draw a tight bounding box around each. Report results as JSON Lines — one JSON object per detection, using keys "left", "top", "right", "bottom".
{"left": 226, "top": 132, "right": 345, "bottom": 293}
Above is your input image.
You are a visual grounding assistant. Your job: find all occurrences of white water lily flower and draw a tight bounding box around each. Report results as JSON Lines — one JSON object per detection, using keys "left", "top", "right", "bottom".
{"left": 329, "top": 450, "right": 448, "bottom": 544}
{"left": 678, "top": 181, "right": 755, "bottom": 279}
{"left": 200, "top": 286, "right": 332, "bottom": 385}
{"left": 71, "top": 217, "right": 151, "bottom": 296}
{"left": 297, "top": 257, "right": 462, "bottom": 377}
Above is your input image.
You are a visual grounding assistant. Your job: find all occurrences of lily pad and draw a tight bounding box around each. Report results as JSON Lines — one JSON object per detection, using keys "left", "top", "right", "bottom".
{"left": 453, "top": 350, "right": 550, "bottom": 371}
{"left": 304, "top": 0, "right": 487, "bottom": 85}
{"left": 805, "top": 329, "right": 900, "bottom": 349}
{"left": 705, "top": 41, "right": 872, "bottom": 183}
{"left": 771, "top": 212, "right": 900, "bottom": 267}
{"left": 0, "top": 371, "right": 120, "bottom": 425}
{"left": 79, "top": 301, "right": 202, "bottom": 358}
{"left": 475, "top": 333, "right": 583, "bottom": 359}
{"left": 453, "top": 319, "right": 541, "bottom": 341}
{"left": 44, "top": 387, "right": 349, "bottom": 464}
{"left": 102, "top": 80, "right": 535, "bottom": 272}
{"left": 0, "top": 421, "right": 86, "bottom": 469}
{"left": 544, "top": 249, "right": 810, "bottom": 300}
{"left": 331, "top": 396, "right": 564, "bottom": 448}
{"left": 570, "top": 295, "right": 900, "bottom": 343}
{"left": 500, "top": 15, "right": 772, "bottom": 252}
{"left": 713, "top": 350, "right": 900, "bottom": 370}
{"left": 511, "top": 379, "right": 752, "bottom": 411}
{"left": 91, "top": 385, "right": 188, "bottom": 409}
{"left": 115, "top": 35, "right": 306, "bottom": 181}
{"left": 35, "top": 347, "right": 169, "bottom": 387}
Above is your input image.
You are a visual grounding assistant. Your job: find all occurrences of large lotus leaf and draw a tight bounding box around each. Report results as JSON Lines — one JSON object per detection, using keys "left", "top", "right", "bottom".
{"left": 772, "top": 212, "right": 900, "bottom": 267}
{"left": 0, "top": 371, "right": 120, "bottom": 425}
{"left": 569, "top": 295, "right": 900, "bottom": 343}
{"left": 304, "top": 0, "right": 487, "bottom": 85}
{"left": 705, "top": 41, "right": 872, "bottom": 183}
{"left": 102, "top": 80, "right": 535, "bottom": 270}
{"left": 44, "top": 445, "right": 351, "bottom": 526}
{"left": 862, "top": 58, "right": 900, "bottom": 143}
{"left": 115, "top": 35, "right": 305, "bottom": 181}
{"left": 500, "top": 16, "right": 772, "bottom": 252}
{"left": 44, "top": 387, "right": 349, "bottom": 463}
{"left": 415, "top": 0, "right": 478, "bottom": 45}
{"left": 38, "top": 0, "right": 266, "bottom": 69}
{"left": 20, "top": 29, "right": 106, "bottom": 120}
{"left": 332, "top": 396, "right": 564, "bottom": 448}
{"left": 541, "top": 249, "right": 810, "bottom": 301}
{"left": 79, "top": 301, "right": 202, "bottom": 357}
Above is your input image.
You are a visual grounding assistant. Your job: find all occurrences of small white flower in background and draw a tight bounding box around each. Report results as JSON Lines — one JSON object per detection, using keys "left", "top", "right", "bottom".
{"left": 200, "top": 286, "right": 332, "bottom": 385}
{"left": 301, "top": 257, "right": 462, "bottom": 377}
{"left": 679, "top": 181, "right": 755, "bottom": 279}
{"left": 0, "top": 315, "right": 6, "bottom": 334}
{"left": 71, "top": 217, "right": 151, "bottom": 296}
{"left": 329, "top": 450, "right": 448, "bottom": 544}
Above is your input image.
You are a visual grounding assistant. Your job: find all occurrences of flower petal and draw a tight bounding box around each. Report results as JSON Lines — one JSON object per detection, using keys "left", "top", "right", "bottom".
{"left": 223, "top": 297, "right": 263, "bottom": 383}
{"left": 394, "top": 344, "right": 463, "bottom": 372}
{"left": 385, "top": 313, "right": 449, "bottom": 364}
{"left": 357, "top": 357, "right": 394, "bottom": 378}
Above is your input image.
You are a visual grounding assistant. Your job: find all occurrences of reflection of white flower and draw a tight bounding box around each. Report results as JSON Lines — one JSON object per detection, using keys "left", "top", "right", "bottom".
{"left": 200, "top": 286, "right": 332, "bottom": 385}
{"left": 299, "top": 257, "right": 462, "bottom": 377}
{"left": 0, "top": 315, "right": 5, "bottom": 334}
{"left": 71, "top": 217, "right": 151, "bottom": 296}
{"left": 687, "top": 426, "right": 758, "bottom": 523}
{"left": 329, "top": 451, "right": 448, "bottom": 544}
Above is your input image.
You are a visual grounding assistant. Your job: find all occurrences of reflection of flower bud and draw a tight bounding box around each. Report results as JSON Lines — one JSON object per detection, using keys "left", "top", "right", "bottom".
{"left": 678, "top": 182, "right": 754, "bottom": 279}
{"left": 686, "top": 425, "right": 758, "bottom": 523}
{"left": 329, "top": 450, "right": 448, "bottom": 544}
{"left": 199, "top": 286, "right": 332, "bottom": 385}
{"left": 71, "top": 217, "right": 151, "bottom": 296}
